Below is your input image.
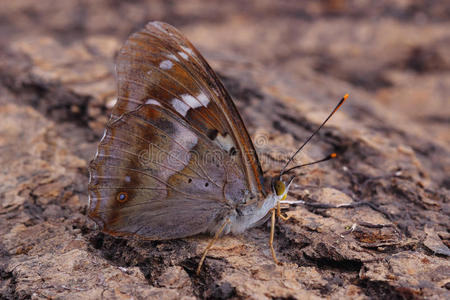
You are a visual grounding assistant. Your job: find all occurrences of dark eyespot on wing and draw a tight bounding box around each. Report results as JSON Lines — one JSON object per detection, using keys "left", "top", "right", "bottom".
{"left": 207, "top": 129, "right": 218, "bottom": 140}
{"left": 229, "top": 147, "right": 237, "bottom": 156}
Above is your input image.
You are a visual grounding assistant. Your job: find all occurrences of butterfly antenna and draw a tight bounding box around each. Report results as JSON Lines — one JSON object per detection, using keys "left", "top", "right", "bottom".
{"left": 283, "top": 153, "right": 337, "bottom": 175}
{"left": 279, "top": 94, "right": 348, "bottom": 178}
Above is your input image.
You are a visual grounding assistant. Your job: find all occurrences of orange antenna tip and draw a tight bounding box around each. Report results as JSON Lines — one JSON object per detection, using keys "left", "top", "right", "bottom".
{"left": 279, "top": 93, "right": 349, "bottom": 177}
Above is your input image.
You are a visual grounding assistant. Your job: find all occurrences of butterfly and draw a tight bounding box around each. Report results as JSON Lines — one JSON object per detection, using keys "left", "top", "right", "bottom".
{"left": 88, "top": 21, "right": 347, "bottom": 274}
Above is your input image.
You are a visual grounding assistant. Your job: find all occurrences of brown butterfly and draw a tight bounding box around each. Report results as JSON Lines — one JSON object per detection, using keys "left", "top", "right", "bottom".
{"left": 88, "top": 21, "right": 347, "bottom": 274}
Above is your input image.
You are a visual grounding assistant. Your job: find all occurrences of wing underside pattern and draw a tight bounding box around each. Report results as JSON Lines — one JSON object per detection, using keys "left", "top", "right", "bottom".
{"left": 88, "top": 22, "right": 265, "bottom": 238}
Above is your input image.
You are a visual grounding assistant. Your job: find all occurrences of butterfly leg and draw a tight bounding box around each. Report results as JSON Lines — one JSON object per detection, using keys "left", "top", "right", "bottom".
{"left": 196, "top": 218, "right": 230, "bottom": 275}
{"left": 277, "top": 201, "right": 292, "bottom": 221}
{"left": 269, "top": 202, "right": 291, "bottom": 265}
{"left": 269, "top": 208, "right": 280, "bottom": 265}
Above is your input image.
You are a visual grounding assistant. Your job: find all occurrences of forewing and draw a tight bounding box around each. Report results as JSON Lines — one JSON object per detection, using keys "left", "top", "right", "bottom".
{"left": 113, "top": 21, "right": 265, "bottom": 197}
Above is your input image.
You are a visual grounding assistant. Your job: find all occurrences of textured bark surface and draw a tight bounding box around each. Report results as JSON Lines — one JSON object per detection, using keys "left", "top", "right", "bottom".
{"left": 1, "top": 1, "right": 449, "bottom": 299}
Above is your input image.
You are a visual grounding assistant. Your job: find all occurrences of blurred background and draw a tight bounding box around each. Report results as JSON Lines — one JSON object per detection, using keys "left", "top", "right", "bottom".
{"left": 1, "top": 0, "right": 449, "bottom": 133}
{"left": 1, "top": 0, "right": 449, "bottom": 181}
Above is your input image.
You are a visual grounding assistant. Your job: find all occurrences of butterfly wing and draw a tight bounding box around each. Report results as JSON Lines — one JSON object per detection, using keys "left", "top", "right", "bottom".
{"left": 89, "top": 104, "right": 248, "bottom": 238}
{"left": 114, "top": 21, "right": 265, "bottom": 196}
{"left": 88, "top": 22, "right": 265, "bottom": 239}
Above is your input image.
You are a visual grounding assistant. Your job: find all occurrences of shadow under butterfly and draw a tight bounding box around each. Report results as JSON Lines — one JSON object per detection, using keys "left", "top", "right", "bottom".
{"left": 88, "top": 21, "right": 348, "bottom": 274}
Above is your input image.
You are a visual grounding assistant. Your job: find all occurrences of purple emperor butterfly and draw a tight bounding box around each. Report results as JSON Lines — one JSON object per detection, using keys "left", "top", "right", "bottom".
{"left": 88, "top": 21, "right": 348, "bottom": 274}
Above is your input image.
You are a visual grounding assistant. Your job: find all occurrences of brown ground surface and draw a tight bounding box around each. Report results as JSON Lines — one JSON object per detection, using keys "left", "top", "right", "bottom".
{"left": 1, "top": 1, "right": 449, "bottom": 299}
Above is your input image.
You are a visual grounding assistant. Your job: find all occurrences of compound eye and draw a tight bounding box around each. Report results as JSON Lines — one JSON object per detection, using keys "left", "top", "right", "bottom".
{"left": 274, "top": 180, "right": 286, "bottom": 196}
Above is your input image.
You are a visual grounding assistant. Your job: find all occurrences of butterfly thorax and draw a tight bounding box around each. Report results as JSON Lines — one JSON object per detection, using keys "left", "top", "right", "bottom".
{"left": 226, "top": 192, "right": 278, "bottom": 234}
{"left": 210, "top": 175, "right": 279, "bottom": 235}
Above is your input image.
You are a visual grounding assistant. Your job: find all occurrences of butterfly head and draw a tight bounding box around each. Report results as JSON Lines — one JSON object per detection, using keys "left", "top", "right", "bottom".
{"left": 273, "top": 178, "right": 293, "bottom": 201}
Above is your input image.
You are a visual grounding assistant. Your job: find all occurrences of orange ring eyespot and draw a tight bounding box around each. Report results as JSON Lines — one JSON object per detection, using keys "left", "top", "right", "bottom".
{"left": 116, "top": 192, "right": 128, "bottom": 203}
